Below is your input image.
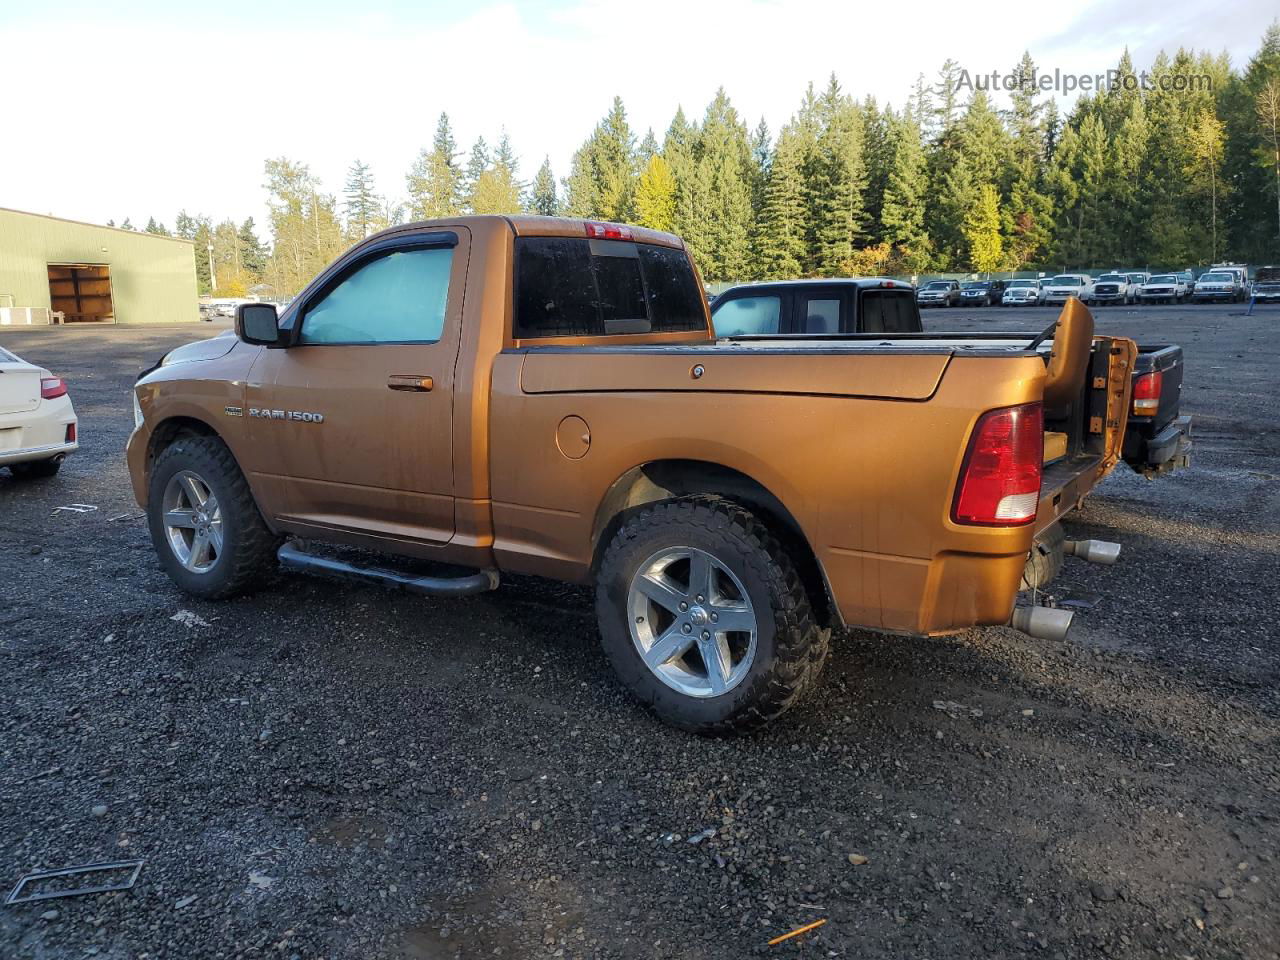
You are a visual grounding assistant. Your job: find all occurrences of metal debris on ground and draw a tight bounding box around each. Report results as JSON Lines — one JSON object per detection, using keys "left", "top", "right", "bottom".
{"left": 51, "top": 504, "right": 98, "bottom": 515}
{"left": 107, "top": 512, "right": 145, "bottom": 523}
{"left": 933, "top": 700, "right": 983, "bottom": 718}
{"left": 686, "top": 827, "right": 716, "bottom": 845}
{"left": 5, "top": 859, "right": 144, "bottom": 905}
{"left": 170, "top": 610, "right": 214, "bottom": 629}
{"left": 767, "top": 917, "right": 828, "bottom": 946}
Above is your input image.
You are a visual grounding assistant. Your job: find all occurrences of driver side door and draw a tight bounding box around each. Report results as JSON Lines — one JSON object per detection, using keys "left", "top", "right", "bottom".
{"left": 245, "top": 228, "right": 468, "bottom": 547}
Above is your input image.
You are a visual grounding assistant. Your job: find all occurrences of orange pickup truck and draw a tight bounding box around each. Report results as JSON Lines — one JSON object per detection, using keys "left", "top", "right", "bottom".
{"left": 128, "top": 216, "right": 1153, "bottom": 733}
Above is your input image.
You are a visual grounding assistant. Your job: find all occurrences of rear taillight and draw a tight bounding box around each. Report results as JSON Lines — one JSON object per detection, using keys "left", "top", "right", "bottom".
{"left": 1132, "top": 371, "right": 1162, "bottom": 417}
{"left": 952, "top": 403, "right": 1044, "bottom": 526}
{"left": 65, "top": 423, "right": 77, "bottom": 443}
{"left": 40, "top": 377, "right": 67, "bottom": 399}
{"left": 584, "top": 221, "right": 633, "bottom": 240}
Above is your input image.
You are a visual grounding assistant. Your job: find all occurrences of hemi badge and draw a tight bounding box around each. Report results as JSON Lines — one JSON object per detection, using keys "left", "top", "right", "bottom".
{"left": 224, "top": 405, "right": 243, "bottom": 417}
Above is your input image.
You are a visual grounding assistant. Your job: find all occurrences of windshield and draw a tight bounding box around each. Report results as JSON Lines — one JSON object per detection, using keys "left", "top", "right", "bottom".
{"left": 1200, "top": 273, "right": 1232, "bottom": 282}
{"left": 1148, "top": 275, "right": 1175, "bottom": 283}
{"left": 1098, "top": 275, "right": 1125, "bottom": 282}
{"left": 961, "top": 282, "right": 988, "bottom": 290}
{"left": 924, "top": 281, "right": 950, "bottom": 290}
{"left": 1008, "top": 280, "right": 1036, "bottom": 288}
{"left": 1050, "top": 276, "right": 1081, "bottom": 286}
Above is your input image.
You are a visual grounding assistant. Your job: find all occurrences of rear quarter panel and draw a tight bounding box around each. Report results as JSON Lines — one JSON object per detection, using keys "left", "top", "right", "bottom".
{"left": 488, "top": 349, "right": 1046, "bottom": 634}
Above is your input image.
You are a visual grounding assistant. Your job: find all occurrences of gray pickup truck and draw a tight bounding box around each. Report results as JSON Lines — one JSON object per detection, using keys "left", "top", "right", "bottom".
{"left": 711, "top": 280, "right": 1191, "bottom": 477}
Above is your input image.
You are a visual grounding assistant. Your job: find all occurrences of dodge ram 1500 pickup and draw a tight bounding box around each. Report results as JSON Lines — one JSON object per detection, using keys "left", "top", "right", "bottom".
{"left": 128, "top": 215, "right": 1170, "bottom": 733}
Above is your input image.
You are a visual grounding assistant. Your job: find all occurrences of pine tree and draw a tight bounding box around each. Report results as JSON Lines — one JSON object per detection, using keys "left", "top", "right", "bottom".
{"left": 470, "top": 133, "right": 522, "bottom": 215}
{"left": 665, "top": 106, "right": 703, "bottom": 254}
{"left": 757, "top": 125, "right": 808, "bottom": 278}
{"left": 635, "top": 154, "right": 677, "bottom": 233}
{"left": 528, "top": 157, "right": 559, "bottom": 215}
{"left": 691, "top": 89, "right": 754, "bottom": 280}
{"left": 238, "top": 218, "right": 268, "bottom": 277}
{"left": 746, "top": 117, "right": 772, "bottom": 276}
{"left": 1222, "top": 24, "right": 1280, "bottom": 261}
{"left": 462, "top": 137, "right": 491, "bottom": 213}
{"left": 1003, "top": 54, "right": 1053, "bottom": 268}
{"left": 964, "top": 184, "right": 1003, "bottom": 272}
{"left": 1105, "top": 98, "right": 1152, "bottom": 264}
{"left": 880, "top": 112, "right": 930, "bottom": 265}
{"left": 343, "top": 159, "right": 380, "bottom": 240}
{"left": 933, "top": 60, "right": 964, "bottom": 137}
{"left": 637, "top": 129, "right": 659, "bottom": 166}
{"left": 1185, "top": 110, "right": 1226, "bottom": 262}
{"left": 808, "top": 75, "right": 868, "bottom": 275}
{"left": 120, "top": 218, "right": 135, "bottom": 230}
{"left": 144, "top": 217, "right": 170, "bottom": 236}
{"left": 563, "top": 97, "right": 637, "bottom": 222}
{"left": 563, "top": 143, "right": 602, "bottom": 218}
{"left": 406, "top": 113, "right": 461, "bottom": 220}
{"left": 596, "top": 97, "right": 637, "bottom": 221}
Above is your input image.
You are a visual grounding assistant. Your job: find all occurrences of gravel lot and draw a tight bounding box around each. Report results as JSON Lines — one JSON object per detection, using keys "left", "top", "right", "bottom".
{"left": 2, "top": 303, "right": 1278, "bottom": 959}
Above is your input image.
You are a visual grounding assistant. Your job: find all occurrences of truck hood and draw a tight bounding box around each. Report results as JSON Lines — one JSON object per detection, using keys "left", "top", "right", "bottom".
{"left": 160, "top": 330, "right": 239, "bottom": 367}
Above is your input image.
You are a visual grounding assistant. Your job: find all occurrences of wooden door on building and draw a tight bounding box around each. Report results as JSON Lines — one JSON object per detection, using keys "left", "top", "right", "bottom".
{"left": 48, "top": 264, "right": 114, "bottom": 323}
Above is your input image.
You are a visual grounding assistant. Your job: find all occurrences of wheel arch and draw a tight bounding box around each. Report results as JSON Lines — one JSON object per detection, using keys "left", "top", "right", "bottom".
{"left": 590, "top": 459, "right": 838, "bottom": 629}
{"left": 146, "top": 414, "right": 221, "bottom": 467}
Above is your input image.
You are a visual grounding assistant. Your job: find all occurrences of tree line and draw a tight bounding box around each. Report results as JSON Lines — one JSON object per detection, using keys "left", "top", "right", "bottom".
{"left": 144, "top": 25, "right": 1280, "bottom": 295}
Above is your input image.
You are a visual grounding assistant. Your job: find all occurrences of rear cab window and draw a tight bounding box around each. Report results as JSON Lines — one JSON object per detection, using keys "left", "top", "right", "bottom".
{"left": 514, "top": 237, "right": 706, "bottom": 340}
{"left": 858, "top": 290, "right": 921, "bottom": 333}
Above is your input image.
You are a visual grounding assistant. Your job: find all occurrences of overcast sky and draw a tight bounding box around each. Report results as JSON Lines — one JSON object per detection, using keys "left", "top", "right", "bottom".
{"left": 2, "top": 0, "right": 1274, "bottom": 234}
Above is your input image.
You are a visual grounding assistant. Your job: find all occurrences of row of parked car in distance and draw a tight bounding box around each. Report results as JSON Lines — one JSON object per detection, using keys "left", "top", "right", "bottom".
{"left": 916, "top": 264, "right": 1274, "bottom": 308}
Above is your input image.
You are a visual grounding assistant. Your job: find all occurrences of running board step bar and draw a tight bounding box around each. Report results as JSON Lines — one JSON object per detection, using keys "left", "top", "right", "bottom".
{"left": 277, "top": 541, "right": 499, "bottom": 597}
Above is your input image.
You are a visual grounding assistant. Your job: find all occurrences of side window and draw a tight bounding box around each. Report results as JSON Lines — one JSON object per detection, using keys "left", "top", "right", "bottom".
{"left": 300, "top": 247, "right": 454, "bottom": 345}
{"left": 860, "top": 291, "right": 921, "bottom": 333}
{"left": 797, "top": 297, "right": 840, "bottom": 334}
{"left": 711, "top": 296, "right": 781, "bottom": 336}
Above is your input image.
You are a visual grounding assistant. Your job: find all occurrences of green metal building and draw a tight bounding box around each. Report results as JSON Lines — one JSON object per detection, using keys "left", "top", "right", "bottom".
{"left": 0, "top": 207, "right": 198, "bottom": 324}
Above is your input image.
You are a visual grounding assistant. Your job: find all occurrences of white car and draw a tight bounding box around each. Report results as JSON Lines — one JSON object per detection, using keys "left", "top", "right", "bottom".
{"left": 1, "top": 345, "right": 79, "bottom": 479}
{"left": 1001, "top": 279, "right": 1043, "bottom": 305}
{"left": 1191, "top": 270, "right": 1243, "bottom": 303}
{"left": 1042, "top": 274, "right": 1095, "bottom": 305}
{"left": 1091, "top": 273, "right": 1132, "bottom": 305}
{"left": 1137, "top": 274, "right": 1188, "bottom": 304}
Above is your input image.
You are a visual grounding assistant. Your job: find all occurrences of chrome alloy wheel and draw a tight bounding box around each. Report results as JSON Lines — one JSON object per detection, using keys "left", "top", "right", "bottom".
{"left": 627, "top": 546, "right": 758, "bottom": 698}
{"left": 161, "top": 470, "right": 223, "bottom": 573}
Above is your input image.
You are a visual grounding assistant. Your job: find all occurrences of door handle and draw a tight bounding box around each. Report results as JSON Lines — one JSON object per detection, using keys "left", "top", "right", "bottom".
{"left": 387, "top": 375, "right": 433, "bottom": 392}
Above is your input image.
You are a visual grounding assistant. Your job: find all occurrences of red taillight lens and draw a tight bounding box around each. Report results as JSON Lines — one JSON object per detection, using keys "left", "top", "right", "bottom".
{"left": 584, "top": 221, "right": 633, "bottom": 240}
{"left": 40, "top": 377, "right": 68, "bottom": 399}
{"left": 952, "top": 403, "right": 1044, "bottom": 526}
{"left": 1132, "top": 371, "right": 1162, "bottom": 417}
{"left": 66, "top": 422, "right": 77, "bottom": 443}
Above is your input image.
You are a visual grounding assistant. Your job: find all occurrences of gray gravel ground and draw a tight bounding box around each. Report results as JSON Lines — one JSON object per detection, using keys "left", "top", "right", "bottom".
{"left": 1, "top": 303, "right": 1278, "bottom": 959}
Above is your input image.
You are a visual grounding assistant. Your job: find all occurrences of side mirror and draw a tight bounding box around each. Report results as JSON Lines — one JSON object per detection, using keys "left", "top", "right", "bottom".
{"left": 236, "top": 303, "right": 280, "bottom": 346}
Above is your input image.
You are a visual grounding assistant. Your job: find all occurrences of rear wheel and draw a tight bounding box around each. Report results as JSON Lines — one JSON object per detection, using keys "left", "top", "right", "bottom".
{"left": 9, "top": 457, "right": 62, "bottom": 479}
{"left": 147, "top": 435, "right": 280, "bottom": 599}
{"left": 595, "top": 497, "right": 828, "bottom": 735}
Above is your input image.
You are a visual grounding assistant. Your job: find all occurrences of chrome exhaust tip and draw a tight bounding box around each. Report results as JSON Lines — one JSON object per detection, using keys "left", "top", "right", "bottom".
{"left": 1065, "top": 539, "right": 1121, "bottom": 565}
{"left": 1010, "top": 605, "right": 1075, "bottom": 642}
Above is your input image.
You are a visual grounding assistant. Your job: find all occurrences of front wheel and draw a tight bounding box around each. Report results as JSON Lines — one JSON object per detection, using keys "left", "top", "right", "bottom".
{"left": 146, "top": 435, "right": 280, "bottom": 599}
{"left": 595, "top": 497, "right": 828, "bottom": 735}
